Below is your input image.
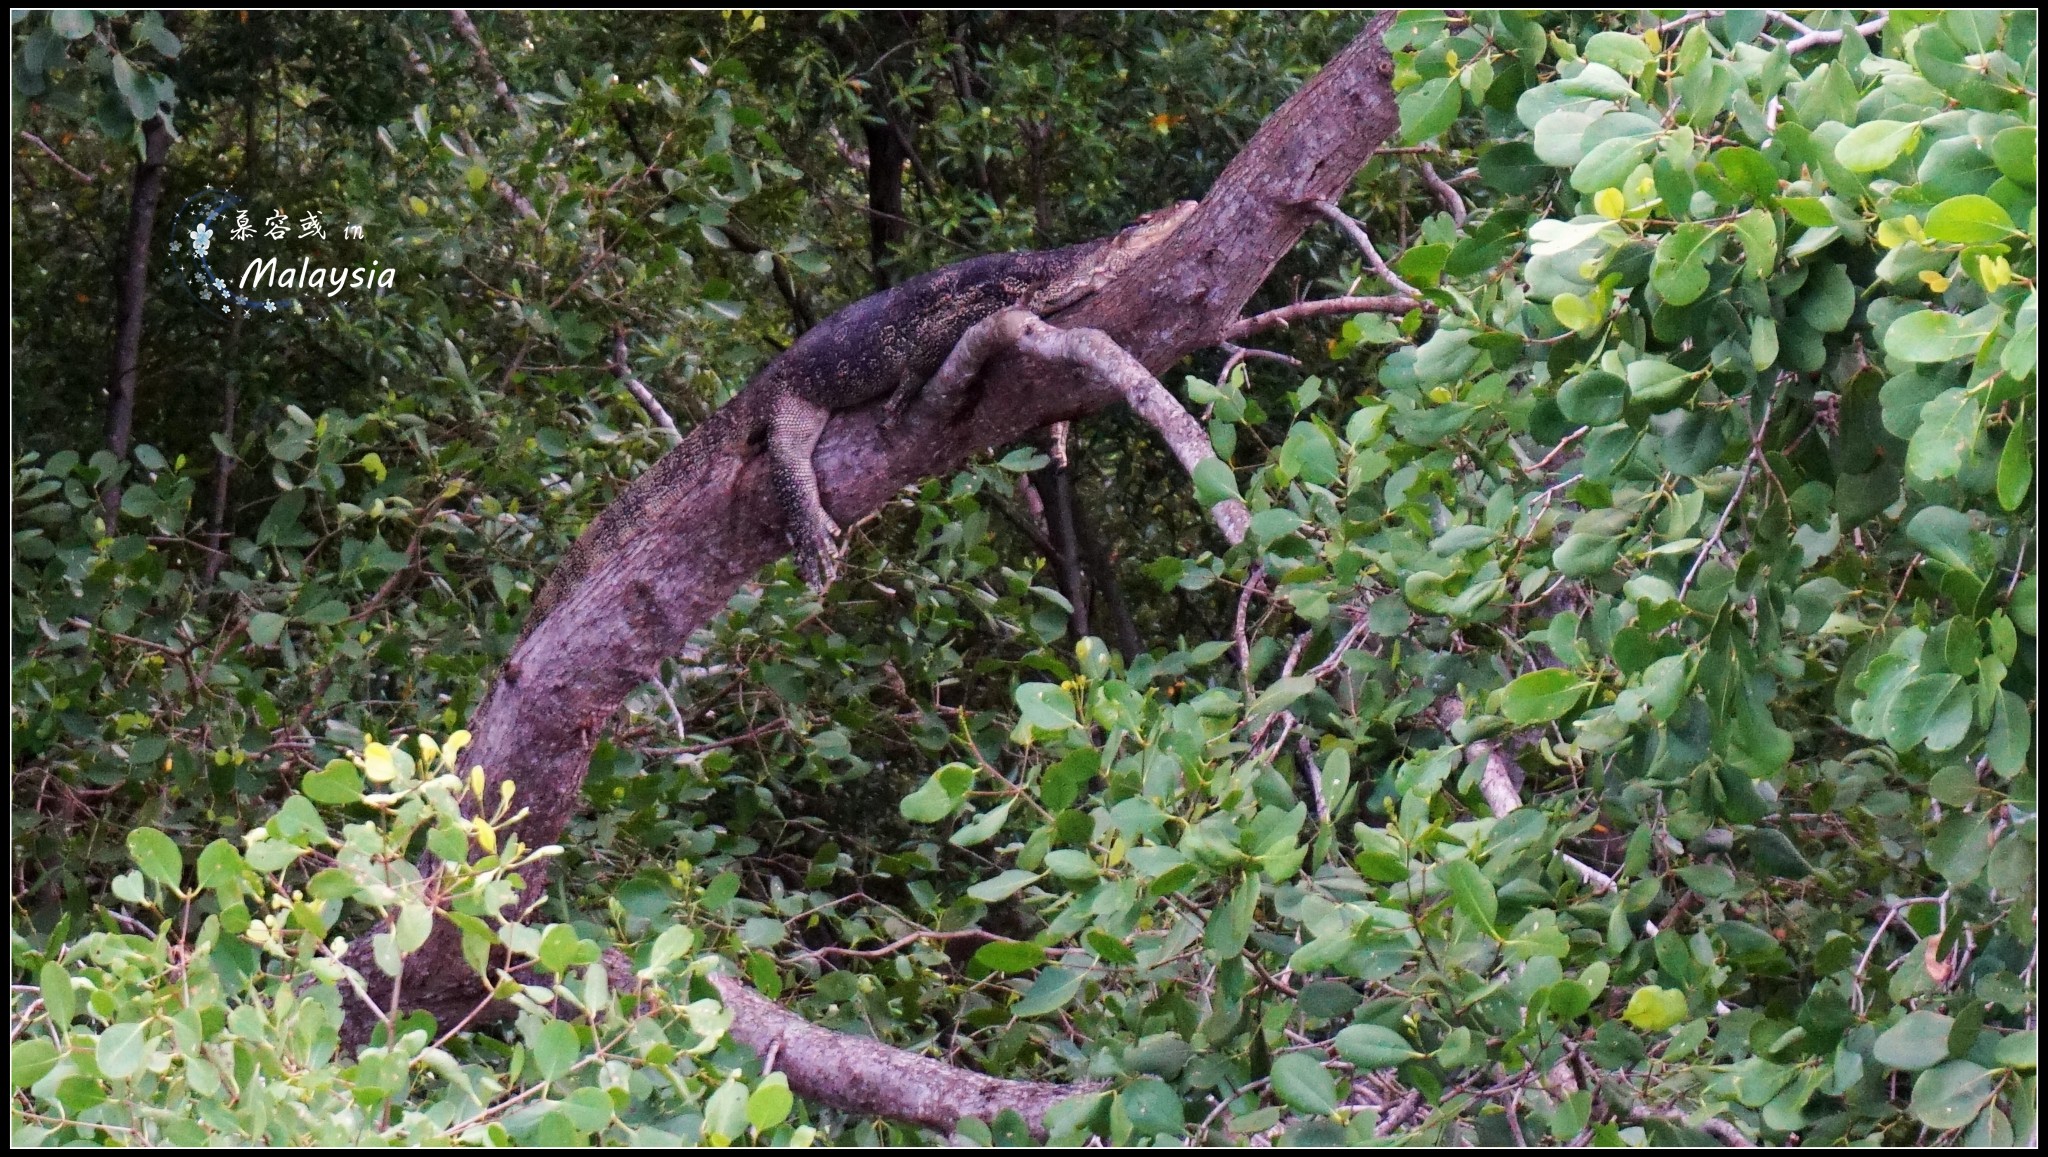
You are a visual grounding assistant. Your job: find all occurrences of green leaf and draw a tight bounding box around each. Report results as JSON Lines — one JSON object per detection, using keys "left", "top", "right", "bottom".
{"left": 1558, "top": 371, "right": 1627, "bottom": 426}
{"left": 972, "top": 940, "right": 1046, "bottom": 973}
{"left": 1910, "top": 1061, "right": 1997, "bottom": 1130}
{"left": 1501, "top": 668, "right": 1587, "bottom": 725}
{"left": 1905, "top": 505, "right": 1987, "bottom": 577}
{"left": 126, "top": 827, "right": 182, "bottom": 889}
{"left": 1248, "top": 675, "right": 1316, "bottom": 721}
{"left": 1014, "top": 684, "right": 1081, "bottom": 736}
{"left": 1279, "top": 423, "right": 1339, "bottom": 486}
{"left": 1012, "top": 966, "right": 1084, "bottom": 1017}
{"left": 11, "top": 1039, "right": 59, "bottom": 1089}
{"left": 1733, "top": 209, "right": 1777, "bottom": 277}
{"left": 1119, "top": 1077, "right": 1185, "bottom": 1135}
{"left": 96, "top": 1021, "right": 147, "bottom": 1080}
{"left": 40, "top": 962, "right": 74, "bottom": 1029}
{"left": 1885, "top": 311, "right": 1993, "bottom": 365}
{"left": 531, "top": 1018, "right": 580, "bottom": 1083}
{"left": 1906, "top": 390, "right": 1984, "bottom": 481}
{"left": 1923, "top": 195, "right": 2016, "bottom": 244}
{"left": 196, "top": 839, "right": 246, "bottom": 895}
{"left": 1622, "top": 986, "right": 1688, "bottom": 1032}
{"left": 1651, "top": 223, "right": 1717, "bottom": 306}
{"left": 49, "top": 11, "right": 95, "bottom": 39}
{"left": 1334, "top": 1023, "right": 1422, "bottom": 1068}
{"left": 1190, "top": 456, "right": 1241, "bottom": 508}
{"left": 248, "top": 611, "right": 288, "bottom": 647}
{"left": 1437, "top": 857, "right": 1498, "bottom": 930}
{"left": 1400, "top": 76, "right": 1461, "bottom": 144}
{"left": 968, "top": 870, "right": 1041, "bottom": 903}
{"left": 1835, "top": 120, "right": 1918, "bottom": 172}
{"left": 747, "top": 1072, "right": 794, "bottom": 1132}
{"left": 1269, "top": 1051, "right": 1339, "bottom": 1116}
{"left": 1876, "top": 1010, "right": 1956, "bottom": 1071}
{"left": 1998, "top": 412, "right": 2032, "bottom": 511}
{"left": 301, "top": 759, "right": 364, "bottom": 805}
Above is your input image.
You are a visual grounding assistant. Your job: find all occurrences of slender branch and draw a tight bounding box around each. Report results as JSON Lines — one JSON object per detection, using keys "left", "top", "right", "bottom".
{"left": 1218, "top": 342, "right": 1301, "bottom": 388}
{"left": 1779, "top": 10, "right": 1889, "bottom": 54}
{"left": 1308, "top": 199, "right": 1418, "bottom": 297}
{"left": 448, "top": 10, "right": 527, "bottom": 127}
{"left": 1420, "top": 162, "right": 1466, "bottom": 225}
{"left": 18, "top": 131, "right": 94, "bottom": 184}
{"left": 1224, "top": 295, "right": 1422, "bottom": 341}
{"left": 1679, "top": 392, "right": 1777, "bottom": 599}
{"left": 609, "top": 330, "right": 679, "bottom": 442}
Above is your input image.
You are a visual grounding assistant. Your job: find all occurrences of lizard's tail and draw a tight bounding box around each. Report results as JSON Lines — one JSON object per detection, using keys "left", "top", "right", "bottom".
{"left": 516, "top": 394, "right": 759, "bottom": 643}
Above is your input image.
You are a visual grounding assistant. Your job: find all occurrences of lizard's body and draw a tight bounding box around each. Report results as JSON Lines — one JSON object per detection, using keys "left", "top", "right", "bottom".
{"left": 517, "top": 201, "right": 1196, "bottom": 643}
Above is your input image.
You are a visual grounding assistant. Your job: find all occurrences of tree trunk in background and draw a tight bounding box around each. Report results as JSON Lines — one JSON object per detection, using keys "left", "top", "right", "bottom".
{"left": 864, "top": 113, "right": 907, "bottom": 289}
{"left": 102, "top": 116, "right": 173, "bottom": 521}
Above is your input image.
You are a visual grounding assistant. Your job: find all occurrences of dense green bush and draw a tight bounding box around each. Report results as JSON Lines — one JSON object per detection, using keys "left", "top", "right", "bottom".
{"left": 13, "top": 10, "right": 2036, "bottom": 1145}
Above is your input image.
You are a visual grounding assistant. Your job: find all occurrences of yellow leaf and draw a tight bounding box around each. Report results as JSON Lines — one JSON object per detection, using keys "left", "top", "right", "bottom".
{"left": 1594, "top": 187, "right": 1626, "bottom": 220}
{"left": 472, "top": 818, "right": 497, "bottom": 855}
{"left": 1876, "top": 217, "right": 1911, "bottom": 250}
{"left": 1920, "top": 270, "right": 1951, "bottom": 293}
{"left": 443, "top": 729, "right": 472, "bottom": 769}
{"left": 362, "top": 741, "right": 396, "bottom": 783}
{"left": 1977, "top": 254, "right": 2013, "bottom": 292}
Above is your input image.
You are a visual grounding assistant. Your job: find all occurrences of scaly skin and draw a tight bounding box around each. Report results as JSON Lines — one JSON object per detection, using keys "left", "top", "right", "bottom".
{"left": 517, "top": 201, "right": 1198, "bottom": 643}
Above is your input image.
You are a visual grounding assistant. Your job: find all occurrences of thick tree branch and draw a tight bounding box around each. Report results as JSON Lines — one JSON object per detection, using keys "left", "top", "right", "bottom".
{"left": 340, "top": 13, "right": 1403, "bottom": 1135}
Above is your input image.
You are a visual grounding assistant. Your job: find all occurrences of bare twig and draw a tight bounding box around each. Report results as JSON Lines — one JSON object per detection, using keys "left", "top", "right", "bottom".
{"left": 1217, "top": 342, "right": 1301, "bottom": 388}
{"left": 1778, "top": 10, "right": 1890, "bottom": 54}
{"left": 1420, "top": 162, "right": 1465, "bottom": 225}
{"left": 610, "top": 330, "right": 679, "bottom": 442}
{"left": 1308, "top": 200, "right": 1419, "bottom": 297}
{"left": 19, "top": 131, "right": 94, "bottom": 184}
{"left": 1225, "top": 295, "right": 1422, "bottom": 341}
{"left": 1678, "top": 391, "right": 1777, "bottom": 598}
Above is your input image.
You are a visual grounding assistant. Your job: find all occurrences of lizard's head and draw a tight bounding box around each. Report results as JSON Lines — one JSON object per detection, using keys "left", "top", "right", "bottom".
{"left": 1119, "top": 199, "right": 1201, "bottom": 248}
{"left": 1033, "top": 199, "right": 1201, "bottom": 314}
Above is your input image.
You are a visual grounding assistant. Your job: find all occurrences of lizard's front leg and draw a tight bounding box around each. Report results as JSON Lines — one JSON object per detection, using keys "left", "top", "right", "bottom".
{"left": 909, "top": 307, "right": 1040, "bottom": 423}
{"left": 767, "top": 392, "right": 842, "bottom": 591}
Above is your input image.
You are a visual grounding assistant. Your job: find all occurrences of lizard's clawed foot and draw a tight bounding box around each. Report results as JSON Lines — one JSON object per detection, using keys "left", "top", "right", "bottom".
{"left": 793, "top": 519, "right": 843, "bottom": 592}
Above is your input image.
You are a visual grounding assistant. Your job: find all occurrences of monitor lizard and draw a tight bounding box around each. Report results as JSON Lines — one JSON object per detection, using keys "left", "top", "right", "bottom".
{"left": 515, "top": 200, "right": 1198, "bottom": 645}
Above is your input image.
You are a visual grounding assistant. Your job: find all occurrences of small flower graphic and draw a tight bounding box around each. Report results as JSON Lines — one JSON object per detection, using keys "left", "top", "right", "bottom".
{"left": 189, "top": 222, "right": 213, "bottom": 258}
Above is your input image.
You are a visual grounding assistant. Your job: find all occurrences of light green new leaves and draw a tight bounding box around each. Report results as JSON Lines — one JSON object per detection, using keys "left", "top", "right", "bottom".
{"left": 1500, "top": 668, "right": 1590, "bottom": 724}
{"left": 1924, "top": 195, "right": 2017, "bottom": 244}
{"left": 1836, "top": 120, "right": 1919, "bottom": 171}
{"left": 900, "top": 762, "right": 975, "bottom": 823}
{"left": 126, "top": 827, "right": 182, "bottom": 889}
{"left": 1885, "top": 308, "right": 1997, "bottom": 364}
{"left": 1623, "top": 986, "right": 1689, "bottom": 1032}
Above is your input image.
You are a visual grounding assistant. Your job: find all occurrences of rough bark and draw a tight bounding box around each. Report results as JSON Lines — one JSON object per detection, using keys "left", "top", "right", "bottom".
{"left": 102, "top": 116, "right": 173, "bottom": 519}
{"left": 339, "top": 13, "right": 1401, "bottom": 1133}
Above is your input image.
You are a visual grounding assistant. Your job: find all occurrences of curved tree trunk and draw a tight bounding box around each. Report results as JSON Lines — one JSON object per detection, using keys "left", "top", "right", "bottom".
{"left": 340, "top": 14, "right": 1401, "bottom": 1134}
